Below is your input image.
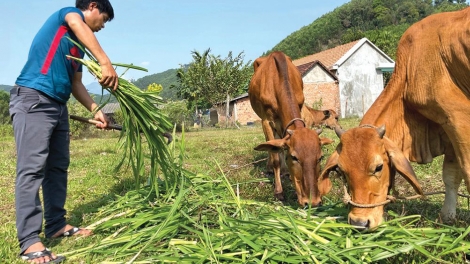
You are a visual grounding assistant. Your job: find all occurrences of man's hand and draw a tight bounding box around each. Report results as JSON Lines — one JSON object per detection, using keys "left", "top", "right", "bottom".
{"left": 93, "top": 110, "right": 111, "bottom": 129}
{"left": 100, "top": 63, "right": 119, "bottom": 91}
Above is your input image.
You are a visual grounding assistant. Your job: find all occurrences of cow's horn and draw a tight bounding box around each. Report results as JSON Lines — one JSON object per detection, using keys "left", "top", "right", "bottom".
{"left": 376, "top": 125, "right": 386, "bottom": 138}
{"left": 334, "top": 126, "right": 345, "bottom": 138}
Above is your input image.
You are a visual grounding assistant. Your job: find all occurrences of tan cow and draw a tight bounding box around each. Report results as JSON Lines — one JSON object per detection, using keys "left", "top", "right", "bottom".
{"left": 319, "top": 8, "right": 470, "bottom": 230}
{"left": 301, "top": 105, "right": 342, "bottom": 130}
{"left": 249, "top": 51, "right": 331, "bottom": 206}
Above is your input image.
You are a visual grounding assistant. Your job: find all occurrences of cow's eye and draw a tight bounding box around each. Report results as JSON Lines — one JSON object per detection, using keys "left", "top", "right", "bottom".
{"left": 374, "top": 164, "right": 383, "bottom": 174}
{"left": 291, "top": 155, "right": 299, "bottom": 162}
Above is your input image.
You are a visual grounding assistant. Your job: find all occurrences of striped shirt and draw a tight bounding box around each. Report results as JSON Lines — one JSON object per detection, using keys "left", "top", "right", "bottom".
{"left": 16, "top": 7, "right": 85, "bottom": 103}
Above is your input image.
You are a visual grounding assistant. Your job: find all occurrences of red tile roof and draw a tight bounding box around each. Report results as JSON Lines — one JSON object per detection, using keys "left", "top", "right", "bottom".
{"left": 296, "top": 60, "right": 337, "bottom": 80}
{"left": 293, "top": 40, "right": 360, "bottom": 69}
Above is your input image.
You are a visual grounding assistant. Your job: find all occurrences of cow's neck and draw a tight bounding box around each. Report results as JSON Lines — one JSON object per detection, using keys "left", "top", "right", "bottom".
{"left": 360, "top": 76, "right": 440, "bottom": 162}
{"left": 360, "top": 79, "right": 407, "bottom": 148}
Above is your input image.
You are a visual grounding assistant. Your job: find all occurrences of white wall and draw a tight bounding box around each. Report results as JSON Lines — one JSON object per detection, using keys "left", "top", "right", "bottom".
{"left": 337, "top": 42, "right": 392, "bottom": 118}
{"left": 303, "top": 65, "right": 334, "bottom": 84}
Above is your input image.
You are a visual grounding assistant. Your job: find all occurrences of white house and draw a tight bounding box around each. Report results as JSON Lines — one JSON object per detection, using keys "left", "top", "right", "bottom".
{"left": 293, "top": 37, "right": 395, "bottom": 118}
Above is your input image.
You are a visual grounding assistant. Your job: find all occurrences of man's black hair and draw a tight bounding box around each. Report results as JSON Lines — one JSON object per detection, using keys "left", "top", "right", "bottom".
{"left": 76, "top": 0, "right": 114, "bottom": 21}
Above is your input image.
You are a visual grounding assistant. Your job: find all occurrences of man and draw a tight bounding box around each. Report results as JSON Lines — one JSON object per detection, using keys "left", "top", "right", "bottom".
{"left": 10, "top": 1, "right": 118, "bottom": 262}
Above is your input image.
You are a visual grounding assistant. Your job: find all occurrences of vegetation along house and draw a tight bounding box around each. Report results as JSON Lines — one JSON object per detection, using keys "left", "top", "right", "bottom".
{"left": 221, "top": 37, "right": 395, "bottom": 125}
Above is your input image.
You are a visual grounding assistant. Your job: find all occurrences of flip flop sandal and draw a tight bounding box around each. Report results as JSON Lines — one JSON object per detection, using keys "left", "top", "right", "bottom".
{"left": 62, "top": 226, "right": 81, "bottom": 237}
{"left": 20, "top": 248, "right": 65, "bottom": 263}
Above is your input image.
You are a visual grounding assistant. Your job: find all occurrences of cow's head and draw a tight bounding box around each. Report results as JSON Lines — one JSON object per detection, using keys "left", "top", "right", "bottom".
{"left": 318, "top": 125, "right": 423, "bottom": 230}
{"left": 321, "top": 109, "right": 342, "bottom": 130}
{"left": 255, "top": 127, "right": 331, "bottom": 206}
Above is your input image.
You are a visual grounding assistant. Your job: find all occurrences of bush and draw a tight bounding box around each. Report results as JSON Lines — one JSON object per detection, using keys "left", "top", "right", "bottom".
{"left": 67, "top": 98, "right": 100, "bottom": 138}
{"left": 0, "top": 124, "right": 13, "bottom": 138}
{"left": 311, "top": 98, "right": 323, "bottom": 110}
{"left": 161, "top": 100, "right": 192, "bottom": 132}
{"left": 112, "top": 108, "right": 124, "bottom": 125}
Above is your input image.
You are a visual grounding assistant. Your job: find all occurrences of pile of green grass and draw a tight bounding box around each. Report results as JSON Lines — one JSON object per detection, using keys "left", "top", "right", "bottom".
{"left": 59, "top": 130, "right": 470, "bottom": 263}
{"left": 63, "top": 170, "right": 470, "bottom": 263}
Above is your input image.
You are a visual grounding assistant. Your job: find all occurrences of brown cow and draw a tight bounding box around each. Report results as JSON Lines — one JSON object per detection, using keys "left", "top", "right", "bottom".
{"left": 249, "top": 51, "right": 331, "bottom": 206}
{"left": 301, "top": 105, "right": 342, "bottom": 130}
{"left": 319, "top": 8, "right": 470, "bottom": 230}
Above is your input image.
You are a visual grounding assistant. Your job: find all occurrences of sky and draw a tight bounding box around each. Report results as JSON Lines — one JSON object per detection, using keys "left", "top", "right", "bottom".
{"left": 0, "top": 0, "right": 350, "bottom": 88}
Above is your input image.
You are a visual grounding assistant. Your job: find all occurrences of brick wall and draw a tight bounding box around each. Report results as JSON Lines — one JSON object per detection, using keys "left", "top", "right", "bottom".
{"left": 235, "top": 97, "right": 261, "bottom": 125}
{"left": 303, "top": 82, "right": 340, "bottom": 115}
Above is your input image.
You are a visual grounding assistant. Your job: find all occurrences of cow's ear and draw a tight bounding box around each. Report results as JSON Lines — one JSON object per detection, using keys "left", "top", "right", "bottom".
{"left": 384, "top": 137, "right": 424, "bottom": 195}
{"left": 253, "top": 57, "right": 266, "bottom": 72}
{"left": 318, "top": 151, "right": 339, "bottom": 195}
{"left": 254, "top": 139, "right": 286, "bottom": 152}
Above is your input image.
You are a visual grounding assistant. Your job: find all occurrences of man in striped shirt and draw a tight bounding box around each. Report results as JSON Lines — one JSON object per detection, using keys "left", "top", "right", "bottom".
{"left": 10, "top": 1, "right": 118, "bottom": 262}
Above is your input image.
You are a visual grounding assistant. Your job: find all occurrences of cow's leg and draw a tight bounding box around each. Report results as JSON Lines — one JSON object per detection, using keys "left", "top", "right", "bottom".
{"left": 265, "top": 122, "right": 278, "bottom": 174}
{"left": 270, "top": 151, "right": 284, "bottom": 201}
{"left": 441, "top": 152, "right": 462, "bottom": 223}
{"left": 262, "top": 120, "right": 284, "bottom": 200}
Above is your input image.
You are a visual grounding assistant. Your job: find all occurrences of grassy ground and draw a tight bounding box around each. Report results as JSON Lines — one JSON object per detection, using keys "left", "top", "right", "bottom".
{"left": 0, "top": 118, "right": 469, "bottom": 263}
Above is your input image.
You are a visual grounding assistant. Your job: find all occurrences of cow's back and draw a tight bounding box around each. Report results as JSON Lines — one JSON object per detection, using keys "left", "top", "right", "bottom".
{"left": 248, "top": 51, "right": 304, "bottom": 127}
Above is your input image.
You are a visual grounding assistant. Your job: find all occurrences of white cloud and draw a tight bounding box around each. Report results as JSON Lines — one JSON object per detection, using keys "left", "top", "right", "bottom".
{"left": 141, "top": 61, "right": 150, "bottom": 66}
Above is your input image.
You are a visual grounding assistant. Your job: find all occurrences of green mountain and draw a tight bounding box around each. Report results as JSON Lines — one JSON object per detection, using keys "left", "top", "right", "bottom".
{"left": 0, "top": 85, "right": 13, "bottom": 92}
{"left": 268, "top": 0, "right": 467, "bottom": 60}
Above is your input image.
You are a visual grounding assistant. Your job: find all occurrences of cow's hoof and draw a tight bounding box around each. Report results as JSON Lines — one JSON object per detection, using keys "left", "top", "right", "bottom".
{"left": 274, "top": 193, "right": 285, "bottom": 201}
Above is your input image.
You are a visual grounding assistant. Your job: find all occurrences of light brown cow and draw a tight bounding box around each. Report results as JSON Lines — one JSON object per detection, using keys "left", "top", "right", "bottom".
{"left": 301, "top": 105, "right": 342, "bottom": 130}
{"left": 320, "top": 8, "right": 470, "bottom": 230}
{"left": 249, "top": 51, "right": 331, "bottom": 206}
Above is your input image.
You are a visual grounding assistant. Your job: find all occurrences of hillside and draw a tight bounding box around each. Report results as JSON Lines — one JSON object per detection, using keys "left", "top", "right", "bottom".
{"left": 269, "top": 0, "right": 468, "bottom": 60}
{"left": 0, "top": 84, "right": 13, "bottom": 92}
{"left": 131, "top": 68, "right": 179, "bottom": 100}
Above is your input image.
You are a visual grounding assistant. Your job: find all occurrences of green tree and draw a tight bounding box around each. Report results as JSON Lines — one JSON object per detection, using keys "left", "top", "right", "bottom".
{"left": 175, "top": 49, "right": 252, "bottom": 127}
{"left": 161, "top": 100, "right": 192, "bottom": 131}
{"left": 175, "top": 48, "right": 212, "bottom": 113}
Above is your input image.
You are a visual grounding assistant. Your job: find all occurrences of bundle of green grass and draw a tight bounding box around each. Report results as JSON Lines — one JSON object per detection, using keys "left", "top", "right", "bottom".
{"left": 67, "top": 39, "right": 174, "bottom": 192}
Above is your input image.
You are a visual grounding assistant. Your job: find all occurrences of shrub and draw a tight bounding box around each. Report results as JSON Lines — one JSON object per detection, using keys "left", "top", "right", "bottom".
{"left": 67, "top": 98, "right": 99, "bottom": 138}
{"left": 161, "top": 100, "right": 192, "bottom": 131}
{"left": 0, "top": 124, "right": 13, "bottom": 138}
